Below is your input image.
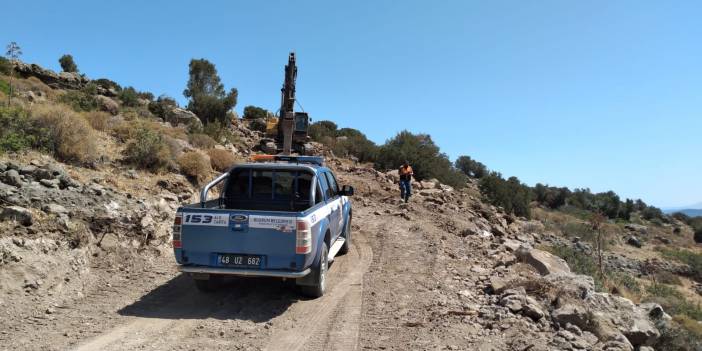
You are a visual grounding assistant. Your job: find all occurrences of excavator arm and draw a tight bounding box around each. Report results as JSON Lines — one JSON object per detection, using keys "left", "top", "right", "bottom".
{"left": 279, "top": 52, "right": 298, "bottom": 155}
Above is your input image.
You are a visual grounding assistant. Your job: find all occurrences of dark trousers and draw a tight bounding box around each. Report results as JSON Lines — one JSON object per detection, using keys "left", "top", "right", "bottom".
{"left": 399, "top": 179, "right": 411, "bottom": 202}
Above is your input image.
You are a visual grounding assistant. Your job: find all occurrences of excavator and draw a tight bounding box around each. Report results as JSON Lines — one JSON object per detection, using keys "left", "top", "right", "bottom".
{"left": 264, "top": 52, "right": 311, "bottom": 155}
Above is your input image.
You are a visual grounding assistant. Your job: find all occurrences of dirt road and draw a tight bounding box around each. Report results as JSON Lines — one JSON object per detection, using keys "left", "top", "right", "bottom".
{"left": 64, "top": 224, "right": 373, "bottom": 351}
{"left": 1, "top": 168, "right": 537, "bottom": 351}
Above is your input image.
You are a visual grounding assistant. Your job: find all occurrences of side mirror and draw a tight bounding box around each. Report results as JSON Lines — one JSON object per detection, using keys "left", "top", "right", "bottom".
{"left": 339, "top": 185, "right": 354, "bottom": 196}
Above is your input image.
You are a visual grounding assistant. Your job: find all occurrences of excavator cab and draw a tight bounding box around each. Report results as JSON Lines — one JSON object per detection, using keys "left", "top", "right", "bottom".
{"left": 294, "top": 112, "right": 309, "bottom": 136}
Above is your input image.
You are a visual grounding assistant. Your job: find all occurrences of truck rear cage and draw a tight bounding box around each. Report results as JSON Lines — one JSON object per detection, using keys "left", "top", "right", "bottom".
{"left": 251, "top": 155, "right": 324, "bottom": 166}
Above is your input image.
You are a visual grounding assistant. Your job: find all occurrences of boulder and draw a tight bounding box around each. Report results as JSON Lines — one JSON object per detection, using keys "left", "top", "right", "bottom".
{"left": 544, "top": 272, "right": 595, "bottom": 299}
{"left": 58, "top": 174, "right": 80, "bottom": 189}
{"left": 261, "top": 141, "right": 278, "bottom": 154}
{"left": 18, "top": 165, "right": 37, "bottom": 175}
{"left": 95, "top": 84, "right": 118, "bottom": 97}
{"left": 95, "top": 95, "right": 119, "bottom": 115}
{"left": 165, "top": 108, "right": 203, "bottom": 131}
{"left": 552, "top": 304, "right": 589, "bottom": 328}
{"left": 99, "top": 233, "right": 119, "bottom": 252}
{"left": 626, "top": 236, "right": 642, "bottom": 248}
{"left": 499, "top": 294, "right": 523, "bottom": 313}
{"left": 515, "top": 247, "right": 571, "bottom": 275}
{"left": 42, "top": 204, "right": 68, "bottom": 216}
{"left": 488, "top": 276, "right": 509, "bottom": 294}
{"left": 32, "top": 168, "right": 54, "bottom": 181}
{"left": 385, "top": 169, "right": 400, "bottom": 183}
{"left": 1, "top": 169, "right": 23, "bottom": 187}
{"left": 585, "top": 294, "right": 660, "bottom": 346}
{"left": 39, "top": 178, "right": 60, "bottom": 188}
{"left": 13, "top": 61, "right": 88, "bottom": 89}
{"left": 19, "top": 90, "right": 46, "bottom": 103}
{"left": 522, "top": 296, "right": 545, "bottom": 320}
{"left": 1, "top": 206, "right": 33, "bottom": 226}
{"left": 502, "top": 239, "right": 523, "bottom": 252}
{"left": 420, "top": 180, "right": 436, "bottom": 190}
{"left": 624, "top": 224, "right": 647, "bottom": 234}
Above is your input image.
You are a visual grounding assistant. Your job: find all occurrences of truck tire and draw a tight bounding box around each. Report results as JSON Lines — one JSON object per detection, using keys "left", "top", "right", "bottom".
{"left": 339, "top": 216, "right": 351, "bottom": 255}
{"left": 300, "top": 242, "right": 328, "bottom": 298}
{"left": 194, "top": 275, "right": 220, "bottom": 292}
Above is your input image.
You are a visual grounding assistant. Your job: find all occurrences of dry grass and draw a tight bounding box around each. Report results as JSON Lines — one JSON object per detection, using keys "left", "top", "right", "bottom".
{"left": 111, "top": 119, "right": 140, "bottom": 142}
{"left": 207, "top": 149, "right": 237, "bottom": 172}
{"left": 673, "top": 315, "right": 702, "bottom": 338}
{"left": 148, "top": 121, "right": 188, "bottom": 141}
{"left": 30, "top": 104, "right": 98, "bottom": 164}
{"left": 189, "top": 133, "right": 217, "bottom": 149}
{"left": 83, "top": 111, "right": 110, "bottom": 132}
{"left": 11, "top": 76, "right": 55, "bottom": 98}
{"left": 177, "top": 151, "right": 211, "bottom": 184}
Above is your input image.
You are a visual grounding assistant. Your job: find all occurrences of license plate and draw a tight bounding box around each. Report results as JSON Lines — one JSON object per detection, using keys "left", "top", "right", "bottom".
{"left": 217, "top": 254, "right": 262, "bottom": 268}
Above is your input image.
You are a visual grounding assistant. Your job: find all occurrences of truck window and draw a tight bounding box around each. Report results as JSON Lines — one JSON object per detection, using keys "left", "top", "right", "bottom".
{"left": 314, "top": 180, "right": 323, "bottom": 205}
{"left": 324, "top": 172, "right": 339, "bottom": 197}
{"left": 318, "top": 172, "right": 330, "bottom": 201}
{"left": 224, "top": 168, "right": 314, "bottom": 211}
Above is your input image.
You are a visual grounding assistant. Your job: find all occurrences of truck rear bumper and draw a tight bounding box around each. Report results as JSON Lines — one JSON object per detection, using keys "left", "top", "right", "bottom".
{"left": 179, "top": 265, "right": 311, "bottom": 278}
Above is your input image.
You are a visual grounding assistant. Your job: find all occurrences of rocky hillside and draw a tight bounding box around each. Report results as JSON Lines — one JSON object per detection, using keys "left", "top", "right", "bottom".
{"left": 0, "top": 61, "right": 700, "bottom": 350}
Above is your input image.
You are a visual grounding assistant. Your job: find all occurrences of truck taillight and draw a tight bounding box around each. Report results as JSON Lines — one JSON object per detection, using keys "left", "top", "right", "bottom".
{"left": 296, "top": 219, "right": 311, "bottom": 254}
{"left": 173, "top": 214, "right": 182, "bottom": 248}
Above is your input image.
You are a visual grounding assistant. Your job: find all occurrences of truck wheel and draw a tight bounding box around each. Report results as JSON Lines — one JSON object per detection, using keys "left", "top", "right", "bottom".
{"left": 194, "top": 275, "right": 220, "bottom": 292}
{"left": 339, "top": 216, "right": 351, "bottom": 255}
{"left": 300, "top": 242, "right": 328, "bottom": 298}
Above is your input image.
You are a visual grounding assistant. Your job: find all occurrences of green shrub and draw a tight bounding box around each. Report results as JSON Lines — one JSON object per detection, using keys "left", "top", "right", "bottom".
{"left": 655, "top": 271, "right": 683, "bottom": 286}
{"left": 124, "top": 128, "right": 173, "bottom": 172}
{"left": 646, "top": 283, "right": 702, "bottom": 321}
{"left": 203, "top": 120, "right": 237, "bottom": 144}
{"left": 248, "top": 118, "right": 267, "bottom": 132}
{"left": 0, "top": 78, "right": 10, "bottom": 95}
{"left": 183, "top": 59, "right": 237, "bottom": 125}
{"left": 137, "top": 91, "right": 154, "bottom": 101}
{"left": 0, "top": 106, "right": 51, "bottom": 153}
{"left": 148, "top": 95, "right": 177, "bottom": 119}
{"left": 661, "top": 249, "right": 702, "bottom": 281}
{"left": 479, "top": 172, "right": 532, "bottom": 218}
{"left": 94, "top": 78, "right": 122, "bottom": 92}
{"left": 654, "top": 316, "right": 702, "bottom": 351}
{"left": 59, "top": 87, "right": 98, "bottom": 112}
{"left": 31, "top": 104, "right": 98, "bottom": 164}
{"left": 545, "top": 245, "right": 605, "bottom": 291}
{"left": 375, "top": 130, "right": 466, "bottom": 188}
{"left": 309, "top": 120, "right": 338, "bottom": 141}
{"left": 455, "top": 155, "right": 487, "bottom": 178}
{"left": 59, "top": 54, "right": 79, "bottom": 73}
{"left": 608, "top": 272, "right": 641, "bottom": 294}
{"left": 119, "top": 87, "right": 140, "bottom": 107}
{"left": 242, "top": 105, "right": 269, "bottom": 119}
{"left": 0, "top": 57, "right": 11, "bottom": 75}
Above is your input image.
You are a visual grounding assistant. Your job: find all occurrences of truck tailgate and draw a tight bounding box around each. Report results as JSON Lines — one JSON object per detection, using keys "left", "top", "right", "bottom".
{"left": 178, "top": 209, "right": 301, "bottom": 271}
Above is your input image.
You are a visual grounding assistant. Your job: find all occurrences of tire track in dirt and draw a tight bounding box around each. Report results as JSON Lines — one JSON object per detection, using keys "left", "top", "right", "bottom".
{"left": 71, "top": 282, "right": 213, "bottom": 351}
{"left": 263, "top": 227, "right": 372, "bottom": 351}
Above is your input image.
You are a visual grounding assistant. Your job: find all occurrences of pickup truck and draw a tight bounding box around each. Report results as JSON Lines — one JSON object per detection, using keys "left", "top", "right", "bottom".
{"left": 172, "top": 155, "right": 354, "bottom": 297}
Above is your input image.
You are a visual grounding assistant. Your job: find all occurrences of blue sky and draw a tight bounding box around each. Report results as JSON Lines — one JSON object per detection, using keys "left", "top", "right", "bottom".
{"left": 3, "top": 1, "right": 700, "bottom": 208}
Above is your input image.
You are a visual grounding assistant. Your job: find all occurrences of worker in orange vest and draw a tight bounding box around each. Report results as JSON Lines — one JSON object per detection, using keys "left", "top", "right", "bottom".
{"left": 398, "top": 161, "right": 414, "bottom": 203}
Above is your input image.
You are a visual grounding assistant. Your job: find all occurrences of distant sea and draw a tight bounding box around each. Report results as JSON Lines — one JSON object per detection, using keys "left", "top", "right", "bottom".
{"left": 664, "top": 208, "right": 702, "bottom": 217}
